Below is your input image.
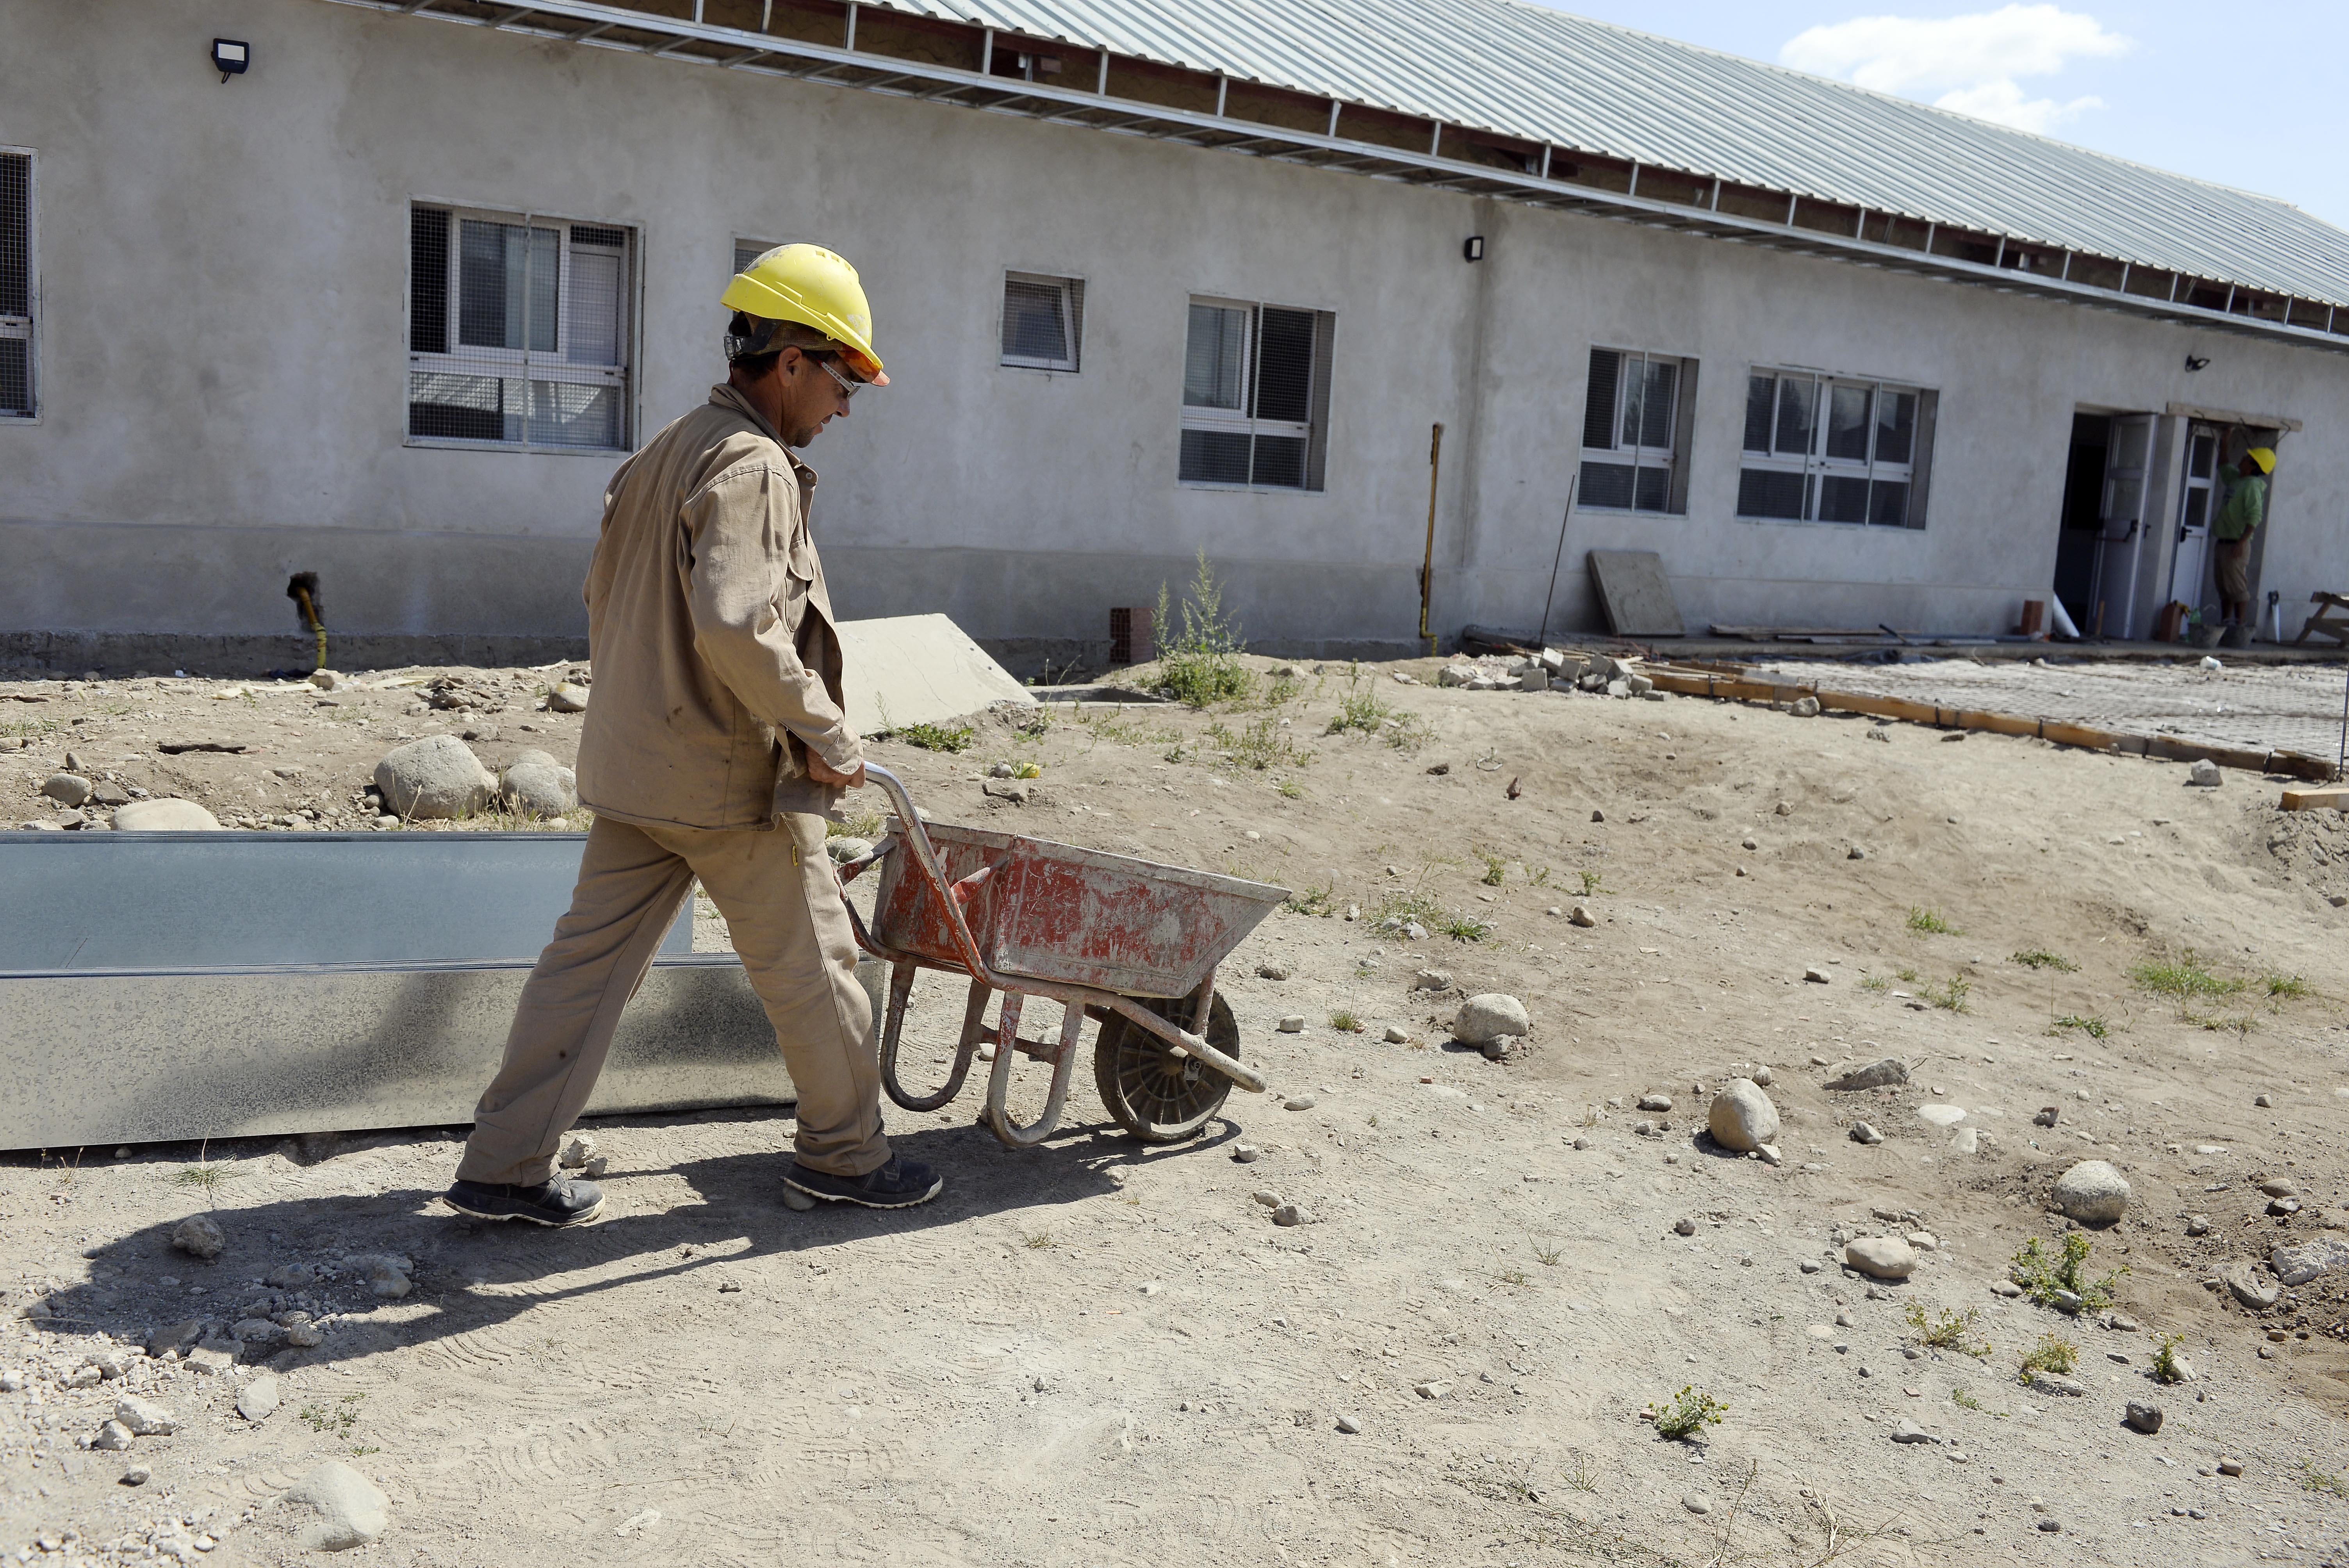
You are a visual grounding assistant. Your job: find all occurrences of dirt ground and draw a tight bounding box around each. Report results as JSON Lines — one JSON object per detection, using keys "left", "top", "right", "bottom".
{"left": 5, "top": 652, "right": 2349, "bottom": 1567}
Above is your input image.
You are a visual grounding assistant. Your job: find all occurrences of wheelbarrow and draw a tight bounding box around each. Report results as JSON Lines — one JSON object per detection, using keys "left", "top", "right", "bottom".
{"left": 835, "top": 764, "right": 1289, "bottom": 1149}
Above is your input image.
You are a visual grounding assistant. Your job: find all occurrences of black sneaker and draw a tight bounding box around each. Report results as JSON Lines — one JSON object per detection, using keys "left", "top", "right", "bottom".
{"left": 443, "top": 1176, "right": 604, "bottom": 1227}
{"left": 784, "top": 1157, "right": 943, "bottom": 1210}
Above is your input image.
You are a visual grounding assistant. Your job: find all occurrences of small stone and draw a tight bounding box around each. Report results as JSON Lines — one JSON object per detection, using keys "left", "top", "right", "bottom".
{"left": 1335, "top": 1413, "right": 1363, "bottom": 1434}
{"left": 283, "top": 1459, "right": 392, "bottom": 1550}
{"left": 1826, "top": 1057, "right": 1909, "bottom": 1090}
{"left": 146, "top": 1319, "right": 203, "bottom": 1358}
{"left": 781, "top": 1185, "right": 817, "bottom": 1212}
{"left": 549, "top": 682, "right": 591, "bottom": 713}
{"left": 1568, "top": 903, "right": 1597, "bottom": 927}
{"left": 1255, "top": 962, "right": 1292, "bottom": 981}
{"left": 1907, "top": 1231, "right": 1940, "bottom": 1251}
{"left": 1570, "top": 1137, "right": 1591, "bottom": 1150}
{"left": 2036, "top": 1518, "right": 2062, "bottom": 1533}
{"left": 112, "top": 798, "right": 224, "bottom": 831}
{"left": 1231, "top": 1144, "right": 1260, "bottom": 1164}
{"left": 121, "top": 1464, "right": 151, "bottom": 1486}
{"left": 1791, "top": 695, "right": 1821, "bottom": 718}
{"left": 1253, "top": 1190, "right": 1283, "bottom": 1206}
{"left": 2217, "top": 1458, "right": 2244, "bottom": 1477}
{"left": 1382, "top": 1025, "right": 1410, "bottom": 1044}
{"left": 1845, "top": 1237, "right": 1917, "bottom": 1280}
{"left": 1453, "top": 994, "right": 1530, "bottom": 1046}
{"left": 2271, "top": 1237, "right": 2349, "bottom": 1286}
{"left": 1412, "top": 968, "right": 1451, "bottom": 990}
{"left": 1413, "top": 1379, "right": 1452, "bottom": 1400}
{"left": 1799, "top": 1258, "right": 1821, "bottom": 1273}
{"left": 1674, "top": 1217, "right": 1697, "bottom": 1237}
{"left": 115, "top": 1397, "right": 175, "bottom": 1436}
{"left": 2222, "top": 1259, "right": 2281, "bottom": 1309}
{"left": 2123, "top": 1401, "right": 2163, "bottom": 1434}
{"left": 1271, "top": 1203, "right": 1315, "bottom": 1228}
{"left": 1277, "top": 1015, "right": 1305, "bottom": 1033}
{"left": 1804, "top": 966, "right": 1830, "bottom": 984}
{"left": 1850, "top": 1121, "right": 1884, "bottom": 1145}
{"left": 559, "top": 1136, "right": 596, "bottom": 1169}
{"left": 186, "top": 1340, "right": 237, "bottom": 1376}
{"left": 1990, "top": 1280, "right": 2022, "bottom": 1297}
{"left": 1707, "top": 1078, "right": 1780, "bottom": 1152}
{"left": 232, "top": 1317, "right": 282, "bottom": 1345}
{"left": 40, "top": 772, "right": 94, "bottom": 807}
{"left": 171, "top": 1214, "right": 226, "bottom": 1261}
{"left": 238, "top": 1376, "right": 281, "bottom": 1422}
{"left": 1638, "top": 1093, "right": 1674, "bottom": 1112}
{"left": 1284, "top": 1094, "right": 1317, "bottom": 1111}
{"left": 1752, "top": 1065, "right": 1772, "bottom": 1087}
{"left": 1682, "top": 1493, "right": 1712, "bottom": 1515}
{"left": 2187, "top": 758, "right": 2221, "bottom": 787}
{"left": 2024, "top": 1371, "right": 2088, "bottom": 1397}
{"left": 308, "top": 669, "right": 343, "bottom": 690}
{"left": 2051, "top": 1160, "right": 2131, "bottom": 1224}
{"left": 2033, "top": 1106, "right": 2060, "bottom": 1128}
{"left": 1890, "top": 1418, "right": 1939, "bottom": 1443}
{"left": 1848, "top": 844, "right": 1868, "bottom": 857}
{"left": 92, "top": 1418, "right": 134, "bottom": 1451}
{"left": 285, "top": 1323, "right": 325, "bottom": 1348}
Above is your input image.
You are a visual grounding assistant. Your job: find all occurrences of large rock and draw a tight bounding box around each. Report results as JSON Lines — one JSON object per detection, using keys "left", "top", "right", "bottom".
{"left": 1827, "top": 1057, "right": 1909, "bottom": 1090}
{"left": 283, "top": 1461, "right": 390, "bottom": 1551}
{"left": 40, "top": 773, "right": 94, "bottom": 807}
{"left": 1452, "top": 994, "right": 1530, "bottom": 1046}
{"left": 500, "top": 761, "right": 577, "bottom": 818}
{"left": 373, "top": 735, "right": 495, "bottom": 820}
{"left": 2051, "top": 1160, "right": 2131, "bottom": 1225}
{"left": 548, "top": 682, "right": 591, "bottom": 714}
{"left": 1845, "top": 1237, "right": 1917, "bottom": 1280}
{"left": 170, "top": 1213, "right": 225, "bottom": 1260}
{"left": 111, "top": 798, "right": 223, "bottom": 832}
{"left": 114, "top": 1396, "right": 175, "bottom": 1436}
{"left": 238, "top": 1376, "right": 282, "bottom": 1422}
{"left": 1707, "top": 1078, "right": 1780, "bottom": 1152}
{"left": 2271, "top": 1237, "right": 2349, "bottom": 1287}
{"left": 2223, "top": 1259, "right": 2281, "bottom": 1310}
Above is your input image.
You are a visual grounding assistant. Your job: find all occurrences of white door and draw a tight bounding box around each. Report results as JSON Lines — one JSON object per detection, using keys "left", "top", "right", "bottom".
{"left": 2167, "top": 424, "right": 2220, "bottom": 610}
{"left": 2094, "top": 415, "right": 2153, "bottom": 630}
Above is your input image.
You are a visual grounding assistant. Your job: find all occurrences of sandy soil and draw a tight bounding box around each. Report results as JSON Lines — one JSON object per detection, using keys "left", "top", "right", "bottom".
{"left": 5, "top": 654, "right": 2349, "bottom": 1567}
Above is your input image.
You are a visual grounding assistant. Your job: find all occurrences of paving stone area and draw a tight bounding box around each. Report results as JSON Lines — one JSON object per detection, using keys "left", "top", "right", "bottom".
{"left": 1752, "top": 657, "right": 2349, "bottom": 762}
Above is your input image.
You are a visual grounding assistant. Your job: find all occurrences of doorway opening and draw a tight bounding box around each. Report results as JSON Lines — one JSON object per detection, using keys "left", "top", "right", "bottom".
{"left": 2052, "top": 410, "right": 2151, "bottom": 637}
{"left": 2052, "top": 413, "right": 2107, "bottom": 632}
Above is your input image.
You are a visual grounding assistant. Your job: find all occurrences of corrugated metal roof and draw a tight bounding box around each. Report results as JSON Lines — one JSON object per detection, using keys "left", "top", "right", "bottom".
{"left": 869, "top": 0, "right": 2349, "bottom": 307}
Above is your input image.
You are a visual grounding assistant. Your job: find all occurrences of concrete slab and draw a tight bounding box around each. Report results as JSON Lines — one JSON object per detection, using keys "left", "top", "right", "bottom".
{"left": 837, "top": 613, "right": 1034, "bottom": 736}
{"left": 1587, "top": 551, "right": 1687, "bottom": 638}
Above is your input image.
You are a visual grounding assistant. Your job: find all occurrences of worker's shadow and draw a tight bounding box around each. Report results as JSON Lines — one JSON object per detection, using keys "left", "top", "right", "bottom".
{"left": 36, "top": 1114, "right": 1238, "bottom": 1372}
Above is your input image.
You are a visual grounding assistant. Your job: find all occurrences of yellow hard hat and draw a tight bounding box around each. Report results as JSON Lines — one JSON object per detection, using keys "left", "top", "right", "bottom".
{"left": 2246, "top": 446, "right": 2276, "bottom": 473}
{"left": 721, "top": 243, "right": 888, "bottom": 386}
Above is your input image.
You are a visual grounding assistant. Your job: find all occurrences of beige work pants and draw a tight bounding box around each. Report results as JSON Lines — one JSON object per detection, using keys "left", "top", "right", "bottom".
{"left": 456, "top": 812, "right": 889, "bottom": 1187}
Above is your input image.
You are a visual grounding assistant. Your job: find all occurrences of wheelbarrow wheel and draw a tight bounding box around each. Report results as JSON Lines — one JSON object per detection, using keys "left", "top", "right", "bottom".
{"left": 1092, "top": 992, "right": 1239, "bottom": 1144}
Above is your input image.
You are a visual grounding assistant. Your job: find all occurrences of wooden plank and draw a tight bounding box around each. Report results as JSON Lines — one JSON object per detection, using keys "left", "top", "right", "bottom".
{"left": 1587, "top": 550, "right": 1686, "bottom": 637}
{"left": 2282, "top": 786, "right": 2349, "bottom": 811}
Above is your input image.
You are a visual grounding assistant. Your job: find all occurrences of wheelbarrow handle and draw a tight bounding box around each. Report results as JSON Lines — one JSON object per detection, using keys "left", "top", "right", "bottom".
{"left": 860, "top": 763, "right": 996, "bottom": 982}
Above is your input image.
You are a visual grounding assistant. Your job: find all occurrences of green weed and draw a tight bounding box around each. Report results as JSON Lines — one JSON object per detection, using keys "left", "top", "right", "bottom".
{"left": 1326, "top": 686, "right": 1393, "bottom": 738}
{"left": 1907, "top": 907, "right": 1960, "bottom": 936}
{"left": 826, "top": 808, "right": 888, "bottom": 841}
{"left": 171, "top": 1166, "right": 225, "bottom": 1191}
{"left": 2010, "top": 1233, "right": 2125, "bottom": 1310}
{"left": 1896, "top": 966, "right": 1919, "bottom": 983}
{"left": 2129, "top": 949, "right": 2245, "bottom": 1007}
{"left": 2149, "top": 1332, "right": 2189, "bottom": 1385}
{"left": 1496, "top": 1267, "right": 1530, "bottom": 1287}
{"left": 1858, "top": 975, "right": 1890, "bottom": 994}
{"left": 1904, "top": 1302, "right": 1990, "bottom": 1357}
{"left": 1434, "top": 911, "right": 1494, "bottom": 943}
{"left": 1563, "top": 1453, "right": 1600, "bottom": 1493}
{"left": 2298, "top": 1461, "right": 2348, "bottom": 1498}
{"left": 2019, "top": 1333, "right": 2078, "bottom": 1377}
{"left": 1022, "top": 1229, "right": 1055, "bottom": 1250}
{"left": 300, "top": 1394, "right": 364, "bottom": 1439}
{"left": 2011, "top": 949, "right": 2078, "bottom": 971}
{"left": 1329, "top": 1009, "right": 1365, "bottom": 1033}
{"left": 1151, "top": 553, "right": 1256, "bottom": 708}
{"left": 1950, "top": 1386, "right": 1983, "bottom": 1411}
{"left": 1652, "top": 1386, "right": 1725, "bottom": 1441}
{"left": 1206, "top": 713, "right": 1315, "bottom": 772}
{"left": 1923, "top": 975, "right": 1972, "bottom": 1013}
{"left": 893, "top": 721, "right": 974, "bottom": 753}
{"left": 1533, "top": 1241, "right": 1565, "bottom": 1267}
{"left": 2050, "top": 1014, "right": 2108, "bottom": 1039}
{"left": 2263, "top": 971, "right": 2312, "bottom": 1001}
{"left": 1277, "top": 778, "right": 1304, "bottom": 799}
{"left": 1528, "top": 866, "right": 1551, "bottom": 888}
{"left": 1283, "top": 884, "right": 1336, "bottom": 918}
{"left": 1478, "top": 851, "right": 1507, "bottom": 886}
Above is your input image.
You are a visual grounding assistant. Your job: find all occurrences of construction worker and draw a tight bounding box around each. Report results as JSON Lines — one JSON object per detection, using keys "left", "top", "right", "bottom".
{"left": 2214, "top": 445, "right": 2275, "bottom": 647}
{"left": 444, "top": 244, "right": 943, "bottom": 1226}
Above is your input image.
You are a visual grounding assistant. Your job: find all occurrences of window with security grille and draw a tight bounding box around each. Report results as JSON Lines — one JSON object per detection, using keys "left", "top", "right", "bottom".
{"left": 0, "top": 149, "right": 34, "bottom": 419}
{"left": 408, "top": 204, "right": 634, "bottom": 451}
{"left": 1000, "top": 273, "right": 1082, "bottom": 372}
{"left": 1739, "top": 368, "right": 1936, "bottom": 528}
{"left": 1179, "top": 298, "right": 1334, "bottom": 491}
{"left": 1578, "top": 347, "right": 1695, "bottom": 513}
{"left": 734, "top": 238, "right": 782, "bottom": 274}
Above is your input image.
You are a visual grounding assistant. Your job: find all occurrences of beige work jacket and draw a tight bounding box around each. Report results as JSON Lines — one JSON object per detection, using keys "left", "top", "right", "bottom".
{"left": 574, "top": 383, "right": 863, "bottom": 831}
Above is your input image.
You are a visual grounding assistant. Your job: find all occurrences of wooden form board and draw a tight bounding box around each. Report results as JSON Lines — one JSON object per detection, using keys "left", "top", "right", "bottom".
{"left": 2281, "top": 787, "right": 2349, "bottom": 811}
{"left": 1642, "top": 665, "right": 2341, "bottom": 784}
{"left": 1587, "top": 550, "right": 1686, "bottom": 637}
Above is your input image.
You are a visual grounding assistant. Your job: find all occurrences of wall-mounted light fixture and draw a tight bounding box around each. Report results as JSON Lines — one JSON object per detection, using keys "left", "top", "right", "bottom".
{"left": 1462, "top": 235, "right": 1485, "bottom": 262}
{"left": 2183, "top": 354, "right": 2211, "bottom": 372}
{"left": 212, "top": 39, "right": 250, "bottom": 83}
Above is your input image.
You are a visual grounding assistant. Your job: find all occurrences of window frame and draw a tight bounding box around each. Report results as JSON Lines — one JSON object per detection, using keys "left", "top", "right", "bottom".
{"left": 1577, "top": 345, "right": 1696, "bottom": 515}
{"left": 734, "top": 237, "right": 783, "bottom": 274}
{"left": 1736, "top": 366, "right": 1935, "bottom": 529}
{"left": 1177, "top": 294, "right": 1335, "bottom": 494}
{"left": 998, "top": 271, "right": 1084, "bottom": 373}
{"left": 0, "top": 146, "right": 37, "bottom": 423}
{"left": 406, "top": 200, "right": 636, "bottom": 455}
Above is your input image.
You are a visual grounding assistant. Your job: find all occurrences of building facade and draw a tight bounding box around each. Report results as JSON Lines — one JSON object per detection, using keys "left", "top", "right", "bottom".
{"left": 5, "top": 0, "right": 2346, "bottom": 668}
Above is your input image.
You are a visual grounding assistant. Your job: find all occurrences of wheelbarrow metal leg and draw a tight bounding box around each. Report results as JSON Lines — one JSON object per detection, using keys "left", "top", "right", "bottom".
{"left": 982, "top": 992, "right": 1082, "bottom": 1148}
{"left": 877, "top": 959, "right": 977, "bottom": 1112}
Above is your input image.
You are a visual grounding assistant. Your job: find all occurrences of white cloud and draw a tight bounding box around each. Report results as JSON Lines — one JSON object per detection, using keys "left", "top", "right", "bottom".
{"left": 1780, "top": 5, "right": 2131, "bottom": 133}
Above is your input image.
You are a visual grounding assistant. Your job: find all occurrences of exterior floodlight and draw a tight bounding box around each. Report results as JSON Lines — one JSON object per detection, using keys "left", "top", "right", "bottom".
{"left": 2183, "top": 355, "right": 2210, "bottom": 372}
{"left": 1462, "top": 235, "right": 1485, "bottom": 262}
{"left": 212, "top": 39, "right": 250, "bottom": 82}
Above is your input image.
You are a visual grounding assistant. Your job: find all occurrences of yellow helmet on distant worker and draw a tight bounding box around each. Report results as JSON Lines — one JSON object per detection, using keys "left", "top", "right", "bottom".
{"left": 721, "top": 243, "right": 889, "bottom": 386}
{"left": 2246, "top": 446, "right": 2276, "bottom": 474}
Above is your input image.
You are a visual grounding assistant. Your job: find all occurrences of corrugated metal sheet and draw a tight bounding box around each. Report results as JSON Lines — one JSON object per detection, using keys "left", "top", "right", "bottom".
{"left": 870, "top": 0, "right": 2349, "bottom": 306}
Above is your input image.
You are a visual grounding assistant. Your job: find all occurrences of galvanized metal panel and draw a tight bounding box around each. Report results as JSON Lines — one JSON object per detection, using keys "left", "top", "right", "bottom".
{"left": 868, "top": 0, "right": 2349, "bottom": 306}
{"left": 0, "top": 832, "right": 690, "bottom": 973}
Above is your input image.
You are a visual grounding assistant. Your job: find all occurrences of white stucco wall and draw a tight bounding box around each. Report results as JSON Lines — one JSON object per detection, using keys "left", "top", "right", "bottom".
{"left": 4, "top": 0, "right": 2345, "bottom": 659}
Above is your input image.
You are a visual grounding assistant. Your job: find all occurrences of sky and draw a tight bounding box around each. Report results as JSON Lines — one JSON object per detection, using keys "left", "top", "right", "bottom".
{"left": 1525, "top": 2, "right": 2349, "bottom": 232}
